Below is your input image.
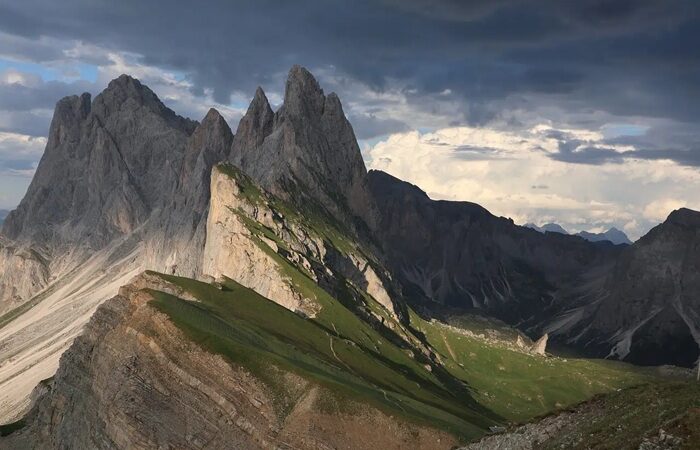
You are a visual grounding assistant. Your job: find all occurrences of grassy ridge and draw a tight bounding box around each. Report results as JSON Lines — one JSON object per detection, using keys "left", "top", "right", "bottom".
{"left": 148, "top": 273, "right": 496, "bottom": 439}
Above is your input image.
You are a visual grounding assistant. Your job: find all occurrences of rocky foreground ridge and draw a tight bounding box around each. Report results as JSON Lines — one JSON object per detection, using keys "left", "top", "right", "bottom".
{"left": 0, "top": 66, "right": 699, "bottom": 447}
{"left": 2, "top": 273, "right": 456, "bottom": 449}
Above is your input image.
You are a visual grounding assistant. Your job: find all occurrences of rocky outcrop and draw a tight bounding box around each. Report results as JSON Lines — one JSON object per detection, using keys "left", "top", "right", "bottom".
{"left": 1, "top": 275, "right": 456, "bottom": 449}
{"left": 0, "top": 68, "right": 398, "bottom": 423}
{"left": 0, "top": 77, "right": 222, "bottom": 421}
{"left": 203, "top": 164, "right": 398, "bottom": 320}
{"left": 0, "top": 237, "right": 48, "bottom": 315}
{"left": 230, "top": 66, "right": 380, "bottom": 234}
{"left": 530, "top": 333, "right": 548, "bottom": 356}
{"left": 202, "top": 165, "right": 315, "bottom": 315}
{"left": 142, "top": 108, "right": 233, "bottom": 277}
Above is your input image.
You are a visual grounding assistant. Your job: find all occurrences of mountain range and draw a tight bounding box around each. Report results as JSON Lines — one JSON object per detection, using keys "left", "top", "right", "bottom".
{"left": 0, "top": 67, "right": 698, "bottom": 448}
{"left": 525, "top": 222, "right": 633, "bottom": 245}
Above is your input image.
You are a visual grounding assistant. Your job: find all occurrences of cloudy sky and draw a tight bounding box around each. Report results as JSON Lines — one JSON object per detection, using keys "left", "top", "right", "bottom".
{"left": 0, "top": 0, "right": 698, "bottom": 239}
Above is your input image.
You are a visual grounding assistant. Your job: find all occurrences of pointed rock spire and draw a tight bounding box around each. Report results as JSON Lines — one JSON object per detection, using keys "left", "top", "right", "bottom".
{"left": 229, "top": 65, "right": 379, "bottom": 234}
{"left": 229, "top": 87, "right": 274, "bottom": 168}
{"left": 197, "top": 108, "right": 232, "bottom": 141}
{"left": 181, "top": 108, "right": 233, "bottom": 190}
{"left": 242, "top": 87, "right": 274, "bottom": 140}
{"left": 283, "top": 65, "right": 325, "bottom": 119}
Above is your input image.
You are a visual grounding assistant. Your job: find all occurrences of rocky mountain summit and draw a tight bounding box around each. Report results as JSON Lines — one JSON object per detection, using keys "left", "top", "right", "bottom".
{"left": 0, "top": 67, "right": 699, "bottom": 448}
{"left": 230, "top": 65, "right": 379, "bottom": 235}
{"left": 0, "top": 67, "right": 386, "bottom": 423}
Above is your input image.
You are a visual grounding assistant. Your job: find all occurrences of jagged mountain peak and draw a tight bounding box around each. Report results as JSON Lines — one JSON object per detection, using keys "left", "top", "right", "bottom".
{"left": 54, "top": 92, "right": 92, "bottom": 120}
{"left": 99, "top": 74, "right": 160, "bottom": 108}
{"left": 92, "top": 74, "right": 197, "bottom": 134}
{"left": 251, "top": 86, "right": 272, "bottom": 111}
{"left": 199, "top": 107, "right": 230, "bottom": 131}
{"left": 239, "top": 86, "right": 273, "bottom": 134}
{"left": 184, "top": 107, "right": 233, "bottom": 167}
{"left": 230, "top": 65, "right": 379, "bottom": 233}
{"left": 283, "top": 65, "right": 325, "bottom": 118}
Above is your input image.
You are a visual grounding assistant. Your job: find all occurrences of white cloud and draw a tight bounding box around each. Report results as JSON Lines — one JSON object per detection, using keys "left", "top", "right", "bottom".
{"left": 0, "top": 131, "right": 46, "bottom": 161}
{"left": 643, "top": 198, "right": 687, "bottom": 222}
{"left": 366, "top": 126, "right": 700, "bottom": 240}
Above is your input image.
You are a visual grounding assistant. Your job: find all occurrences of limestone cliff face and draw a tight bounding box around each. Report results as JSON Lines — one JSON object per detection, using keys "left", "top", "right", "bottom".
{"left": 0, "top": 236, "right": 48, "bottom": 315}
{"left": 0, "top": 69, "right": 396, "bottom": 423}
{"left": 202, "top": 166, "right": 314, "bottom": 315}
{"left": 141, "top": 108, "right": 233, "bottom": 277}
{"left": 0, "top": 76, "right": 198, "bottom": 313}
{"left": 203, "top": 164, "right": 398, "bottom": 320}
{"left": 1, "top": 275, "right": 454, "bottom": 450}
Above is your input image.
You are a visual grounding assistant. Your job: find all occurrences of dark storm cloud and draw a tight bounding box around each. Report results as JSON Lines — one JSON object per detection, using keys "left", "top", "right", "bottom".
{"left": 453, "top": 145, "right": 513, "bottom": 161}
{"left": 550, "top": 144, "right": 700, "bottom": 167}
{"left": 0, "top": 0, "right": 698, "bottom": 164}
{"left": 0, "top": 79, "right": 94, "bottom": 112}
{"left": 346, "top": 113, "right": 409, "bottom": 140}
{"left": 545, "top": 125, "right": 700, "bottom": 167}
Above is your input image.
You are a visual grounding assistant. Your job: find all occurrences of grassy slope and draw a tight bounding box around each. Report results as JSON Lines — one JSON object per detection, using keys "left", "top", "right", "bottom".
{"left": 147, "top": 269, "right": 651, "bottom": 442}
{"left": 409, "top": 310, "right": 652, "bottom": 422}
{"left": 148, "top": 273, "right": 493, "bottom": 440}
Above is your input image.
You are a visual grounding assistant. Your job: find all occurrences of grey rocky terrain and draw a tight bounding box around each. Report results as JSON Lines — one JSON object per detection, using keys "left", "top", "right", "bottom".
{"left": 550, "top": 208, "right": 700, "bottom": 367}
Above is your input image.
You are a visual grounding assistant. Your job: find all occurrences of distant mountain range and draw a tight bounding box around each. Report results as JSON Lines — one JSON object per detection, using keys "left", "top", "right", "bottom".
{"left": 524, "top": 222, "right": 569, "bottom": 235}
{"left": 525, "top": 222, "right": 632, "bottom": 245}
